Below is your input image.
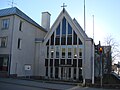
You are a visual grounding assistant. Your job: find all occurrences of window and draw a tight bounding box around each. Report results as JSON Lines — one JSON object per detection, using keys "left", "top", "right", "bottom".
{"left": 74, "top": 46, "right": 77, "bottom": 58}
{"left": 19, "top": 21, "right": 23, "bottom": 31}
{"left": 61, "top": 36, "right": 66, "bottom": 45}
{"left": 46, "top": 40, "right": 49, "bottom": 45}
{"left": 54, "top": 59, "right": 59, "bottom": 66}
{"left": 56, "top": 46, "right": 59, "bottom": 58}
{"left": 79, "top": 38, "right": 82, "bottom": 45}
{"left": 0, "top": 37, "right": 7, "bottom": 48}
{"left": 73, "top": 59, "right": 77, "bottom": 67}
{"left": 68, "top": 68, "right": 71, "bottom": 78}
{"left": 60, "top": 59, "right": 65, "bottom": 65}
{"left": 67, "top": 59, "right": 72, "bottom": 65}
{"left": 50, "top": 59, "right": 53, "bottom": 66}
{"left": 51, "top": 33, "right": 54, "bottom": 45}
{"left": 45, "top": 59, "right": 48, "bottom": 66}
{"left": 73, "top": 31, "right": 77, "bottom": 45}
{"left": 55, "top": 67, "right": 59, "bottom": 78}
{"left": 47, "top": 46, "right": 49, "bottom": 58}
{"left": 68, "top": 46, "right": 72, "bottom": 58}
{"left": 55, "top": 36, "right": 60, "bottom": 45}
{"left": 56, "top": 24, "right": 60, "bottom": 36}
{"left": 17, "top": 38, "right": 22, "bottom": 49}
{"left": 51, "top": 46, "right": 54, "bottom": 58}
{"left": 78, "top": 59, "right": 82, "bottom": 67}
{"left": 50, "top": 67, "right": 53, "bottom": 78}
{"left": 45, "top": 67, "right": 48, "bottom": 76}
{"left": 0, "top": 57, "right": 8, "bottom": 71}
{"left": 73, "top": 68, "right": 76, "bottom": 79}
{"left": 2, "top": 19, "right": 9, "bottom": 29}
{"left": 79, "top": 48, "right": 82, "bottom": 58}
{"left": 62, "top": 46, "right": 66, "bottom": 58}
{"left": 68, "top": 23, "right": 72, "bottom": 34}
{"left": 62, "top": 17, "right": 66, "bottom": 35}
{"left": 67, "top": 35, "right": 72, "bottom": 45}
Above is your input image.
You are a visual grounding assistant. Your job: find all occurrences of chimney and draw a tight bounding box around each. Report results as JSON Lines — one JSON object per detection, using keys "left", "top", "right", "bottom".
{"left": 41, "top": 12, "right": 51, "bottom": 31}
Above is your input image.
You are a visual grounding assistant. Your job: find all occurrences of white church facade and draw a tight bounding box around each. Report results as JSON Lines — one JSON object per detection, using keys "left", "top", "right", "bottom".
{"left": 0, "top": 7, "right": 94, "bottom": 83}
{"left": 36, "top": 8, "right": 94, "bottom": 82}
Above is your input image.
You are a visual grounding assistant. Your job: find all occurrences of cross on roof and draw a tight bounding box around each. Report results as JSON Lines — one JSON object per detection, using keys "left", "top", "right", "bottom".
{"left": 8, "top": 0, "right": 17, "bottom": 7}
{"left": 61, "top": 3, "right": 67, "bottom": 9}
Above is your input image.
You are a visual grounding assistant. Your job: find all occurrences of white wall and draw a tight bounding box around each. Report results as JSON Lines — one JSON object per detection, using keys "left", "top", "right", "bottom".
{"left": 10, "top": 15, "right": 46, "bottom": 76}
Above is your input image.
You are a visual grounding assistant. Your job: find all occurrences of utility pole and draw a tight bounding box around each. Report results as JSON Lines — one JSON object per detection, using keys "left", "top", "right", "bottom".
{"left": 83, "top": 0, "right": 86, "bottom": 85}
{"left": 92, "top": 15, "right": 94, "bottom": 84}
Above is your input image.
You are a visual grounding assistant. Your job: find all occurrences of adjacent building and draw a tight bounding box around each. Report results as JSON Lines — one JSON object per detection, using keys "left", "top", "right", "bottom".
{"left": 0, "top": 7, "right": 47, "bottom": 77}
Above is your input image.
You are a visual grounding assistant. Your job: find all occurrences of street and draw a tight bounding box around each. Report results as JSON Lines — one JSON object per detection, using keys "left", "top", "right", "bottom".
{"left": 0, "top": 78, "right": 119, "bottom": 90}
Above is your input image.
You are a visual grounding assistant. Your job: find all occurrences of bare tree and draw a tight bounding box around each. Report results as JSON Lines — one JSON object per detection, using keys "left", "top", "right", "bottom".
{"left": 103, "top": 35, "right": 120, "bottom": 63}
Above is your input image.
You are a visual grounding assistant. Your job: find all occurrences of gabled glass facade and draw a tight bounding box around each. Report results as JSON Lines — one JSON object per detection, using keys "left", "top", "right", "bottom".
{"left": 45, "top": 17, "right": 83, "bottom": 81}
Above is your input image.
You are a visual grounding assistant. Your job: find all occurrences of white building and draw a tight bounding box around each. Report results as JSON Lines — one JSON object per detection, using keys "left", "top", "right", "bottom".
{"left": 0, "top": 7, "right": 94, "bottom": 83}
{"left": 0, "top": 7, "right": 47, "bottom": 77}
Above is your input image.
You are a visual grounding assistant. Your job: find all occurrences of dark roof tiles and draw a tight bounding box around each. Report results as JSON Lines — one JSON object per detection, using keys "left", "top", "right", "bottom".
{"left": 0, "top": 7, "right": 47, "bottom": 32}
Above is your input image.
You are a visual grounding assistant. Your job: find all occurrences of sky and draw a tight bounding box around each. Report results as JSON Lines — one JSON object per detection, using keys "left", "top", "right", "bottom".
{"left": 0, "top": 0, "right": 120, "bottom": 62}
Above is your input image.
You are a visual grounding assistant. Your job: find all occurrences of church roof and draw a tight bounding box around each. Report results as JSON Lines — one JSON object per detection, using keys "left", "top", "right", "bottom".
{"left": 44, "top": 8, "right": 89, "bottom": 42}
{"left": 0, "top": 7, "right": 47, "bottom": 32}
{"left": 73, "top": 18, "right": 88, "bottom": 38}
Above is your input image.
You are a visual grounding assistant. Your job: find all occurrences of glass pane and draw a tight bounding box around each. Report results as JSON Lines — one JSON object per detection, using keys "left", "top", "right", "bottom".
{"left": 54, "top": 59, "right": 59, "bottom": 66}
{"left": 74, "top": 46, "right": 77, "bottom": 58}
{"left": 62, "top": 17, "right": 66, "bottom": 35}
{"left": 73, "top": 59, "right": 77, "bottom": 67}
{"left": 56, "top": 24, "right": 60, "bottom": 35}
{"left": 56, "top": 46, "right": 59, "bottom": 58}
{"left": 47, "top": 46, "right": 49, "bottom": 58}
{"left": 55, "top": 36, "right": 60, "bottom": 45}
{"left": 68, "top": 46, "right": 72, "bottom": 58}
{"left": 60, "top": 59, "right": 65, "bottom": 65}
{"left": 79, "top": 48, "right": 82, "bottom": 58}
{"left": 46, "top": 40, "right": 49, "bottom": 45}
{"left": 61, "top": 36, "right": 66, "bottom": 45}
{"left": 79, "top": 38, "right": 82, "bottom": 45}
{"left": 46, "top": 67, "right": 48, "bottom": 76}
{"left": 68, "top": 23, "right": 72, "bottom": 34}
{"left": 78, "top": 59, "right": 82, "bottom": 67}
{"left": 67, "top": 35, "right": 72, "bottom": 45}
{"left": 51, "top": 46, "right": 54, "bottom": 58}
{"left": 2, "top": 19, "right": 9, "bottom": 29}
{"left": 51, "top": 33, "right": 54, "bottom": 45}
{"left": 62, "top": 46, "right": 66, "bottom": 58}
{"left": 67, "top": 59, "right": 71, "bottom": 65}
{"left": 50, "top": 59, "right": 53, "bottom": 66}
{"left": 73, "top": 31, "right": 77, "bottom": 45}
{"left": 55, "top": 67, "right": 59, "bottom": 78}
{"left": 45, "top": 59, "right": 48, "bottom": 66}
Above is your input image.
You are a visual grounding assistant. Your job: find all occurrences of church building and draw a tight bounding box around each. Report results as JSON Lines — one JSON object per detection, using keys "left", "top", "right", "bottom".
{"left": 35, "top": 8, "right": 94, "bottom": 82}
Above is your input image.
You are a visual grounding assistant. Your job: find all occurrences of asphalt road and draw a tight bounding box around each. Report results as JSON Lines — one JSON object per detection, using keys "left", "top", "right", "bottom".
{"left": 0, "top": 78, "right": 119, "bottom": 90}
{"left": 0, "top": 82, "right": 47, "bottom": 90}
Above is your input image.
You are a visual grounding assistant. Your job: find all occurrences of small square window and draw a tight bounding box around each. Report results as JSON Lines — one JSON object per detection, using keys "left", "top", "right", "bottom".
{"left": 19, "top": 21, "right": 23, "bottom": 31}
{"left": 2, "top": 19, "right": 10, "bottom": 29}
{"left": 0, "top": 37, "right": 7, "bottom": 48}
